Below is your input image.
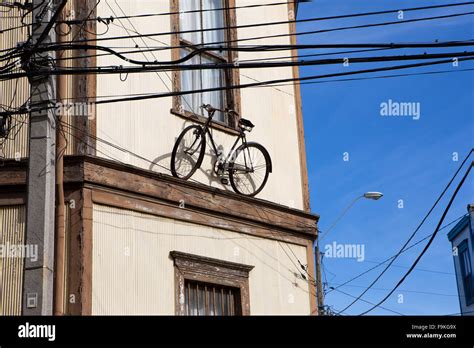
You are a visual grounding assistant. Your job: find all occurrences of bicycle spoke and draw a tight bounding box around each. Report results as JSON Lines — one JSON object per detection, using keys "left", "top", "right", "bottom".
{"left": 231, "top": 144, "right": 269, "bottom": 196}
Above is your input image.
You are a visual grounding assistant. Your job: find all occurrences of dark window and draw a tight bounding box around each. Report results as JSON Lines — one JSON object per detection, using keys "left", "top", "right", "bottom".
{"left": 184, "top": 280, "right": 242, "bottom": 316}
{"left": 170, "top": 251, "right": 253, "bottom": 315}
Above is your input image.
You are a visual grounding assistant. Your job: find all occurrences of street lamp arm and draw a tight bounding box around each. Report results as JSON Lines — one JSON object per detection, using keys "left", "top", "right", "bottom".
{"left": 319, "top": 195, "right": 364, "bottom": 242}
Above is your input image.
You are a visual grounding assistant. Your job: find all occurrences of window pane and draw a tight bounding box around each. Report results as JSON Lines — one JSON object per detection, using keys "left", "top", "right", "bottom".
{"left": 183, "top": 280, "right": 241, "bottom": 316}
{"left": 203, "top": 0, "right": 225, "bottom": 45}
{"left": 180, "top": 0, "right": 202, "bottom": 44}
{"left": 197, "top": 285, "right": 205, "bottom": 315}
{"left": 201, "top": 55, "right": 225, "bottom": 122}
{"left": 180, "top": 49, "right": 202, "bottom": 115}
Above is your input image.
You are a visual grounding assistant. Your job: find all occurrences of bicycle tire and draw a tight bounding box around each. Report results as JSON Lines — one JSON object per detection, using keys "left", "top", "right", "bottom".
{"left": 171, "top": 125, "right": 206, "bottom": 180}
{"left": 229, "top": 142, "right": 272, "bottom": 197}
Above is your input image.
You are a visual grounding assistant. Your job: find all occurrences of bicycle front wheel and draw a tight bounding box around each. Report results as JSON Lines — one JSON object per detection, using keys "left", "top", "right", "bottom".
{"left": 229, "top": 142, "right": 271, "bottom": 197}
{"left": 171, "top": 125, "right": 206, "bottom": 180}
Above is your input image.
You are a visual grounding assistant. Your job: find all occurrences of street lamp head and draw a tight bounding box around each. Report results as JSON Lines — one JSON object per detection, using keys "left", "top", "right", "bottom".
{"left": 363, "top": 192, "right": 383, "bottom": 200}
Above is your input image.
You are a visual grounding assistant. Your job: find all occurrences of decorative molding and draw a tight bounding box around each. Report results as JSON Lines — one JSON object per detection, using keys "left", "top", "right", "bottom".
{"left": 91, "top": 188, "right": 310, "bottom": 246}
{"left": 170, "top": 251, "right": 253, "bottom": 315}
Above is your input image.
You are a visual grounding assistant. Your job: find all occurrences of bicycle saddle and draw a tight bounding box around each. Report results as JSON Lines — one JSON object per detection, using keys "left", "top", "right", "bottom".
{"left": 239, "top": 118, "right": 255, "bottom": 130}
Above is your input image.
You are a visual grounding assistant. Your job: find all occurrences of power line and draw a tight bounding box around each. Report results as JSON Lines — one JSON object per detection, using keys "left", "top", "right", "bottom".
{"left": 325, "top": 213, "right": 468, "bottom": 296}
{"left": 24, "top": 41, "right": 474, "bottom": 66}
{"left": 38, "top": 2, "right": 474, "bottom": 46}
{"left": 4, "top": 49, "right": 474, "bottom": 82}
{"left": 329, "top": 287, "right": 404, "bottom": 315}
{"left": 328, "top": 282, "right": 464, "bottom": 298}
{"left": 335, "top": 149, "right": 474, "bottom": 315}
{"left": 359, "top": 161, "right": 473, "bottom": 315}
{"left": 15, "top": 56, "right": 474, "bottom": 110}
{"left": 266, "top": 67, "right": 474, "bottom": 88}
{"left": 51, "top": 1, "right": 474, "bottom": 26}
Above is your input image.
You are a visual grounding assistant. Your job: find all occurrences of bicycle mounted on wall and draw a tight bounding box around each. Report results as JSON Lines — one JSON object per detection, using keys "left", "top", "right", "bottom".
{"left": 171, "top": 104, "right": 272, "bottom": 197}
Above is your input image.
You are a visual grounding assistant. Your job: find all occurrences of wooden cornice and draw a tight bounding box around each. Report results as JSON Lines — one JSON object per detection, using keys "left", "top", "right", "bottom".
{"left": 0, "top": 155, "right": 319, "bottom": 239}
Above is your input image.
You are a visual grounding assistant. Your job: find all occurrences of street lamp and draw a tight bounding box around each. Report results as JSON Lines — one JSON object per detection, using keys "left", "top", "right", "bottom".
{"left": 314, "top": 191, "right": 383, "bottom": 315}
{"left": 363, "top": 192, "right": 384, "bottom": 200}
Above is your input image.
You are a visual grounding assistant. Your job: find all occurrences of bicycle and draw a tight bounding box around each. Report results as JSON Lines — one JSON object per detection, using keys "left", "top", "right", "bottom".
{"left": 171, "top": 104, "right": 272, "bottom": 197}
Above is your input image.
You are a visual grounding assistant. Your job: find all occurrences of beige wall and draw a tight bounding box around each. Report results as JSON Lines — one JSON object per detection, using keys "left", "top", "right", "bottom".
{"left": 96, "top": 0, "right": 304, "bottom": 209}
{"left": 0, "top": 205, "right": 26, "bottom": 315}
{"left": 92, "top": 204, "right": 311, "bottom": 315}
{"left": 0, "top": 9, "right": 30, "bottom": 159}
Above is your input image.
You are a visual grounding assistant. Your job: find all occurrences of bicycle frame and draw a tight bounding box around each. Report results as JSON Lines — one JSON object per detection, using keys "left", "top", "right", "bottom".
{"left": 201, "top": 109, "right": 252, "bottom": 172}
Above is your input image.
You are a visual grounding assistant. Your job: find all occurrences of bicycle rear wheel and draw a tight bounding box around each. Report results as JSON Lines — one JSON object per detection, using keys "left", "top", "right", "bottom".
{"left": 171, "top": 125, "right": 206, "bottom": 180}
{"left": 229, "top": 142, "right": 271, "bottom": 197}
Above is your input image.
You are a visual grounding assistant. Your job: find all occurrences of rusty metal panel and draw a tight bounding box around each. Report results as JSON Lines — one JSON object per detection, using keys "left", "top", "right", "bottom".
{"left": 0, "top": 205, "right": 26, "bottom": 316}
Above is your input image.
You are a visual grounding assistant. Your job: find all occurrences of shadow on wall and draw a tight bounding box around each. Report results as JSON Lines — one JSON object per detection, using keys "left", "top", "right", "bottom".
{"left": 148, "top": 120, "right": 231, "bottom": 192}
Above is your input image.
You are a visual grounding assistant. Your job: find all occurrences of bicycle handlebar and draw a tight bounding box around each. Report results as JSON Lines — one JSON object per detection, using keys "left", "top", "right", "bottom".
{"left": 200, "top": 104, "right": 239, "bottom": 117}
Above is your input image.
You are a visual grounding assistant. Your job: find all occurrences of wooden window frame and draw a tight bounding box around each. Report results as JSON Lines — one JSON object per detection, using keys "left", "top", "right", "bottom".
{"left": 170, "top": 251, "right": 253, "bottom": 315}
{"left": 170, "top": 0, "right": 241, "bottom": 134}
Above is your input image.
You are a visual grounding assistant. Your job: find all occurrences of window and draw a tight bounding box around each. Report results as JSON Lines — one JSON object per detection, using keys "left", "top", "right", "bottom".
{"left": 172, "top": 0, "right": 240, "bottom": 126}
{"left": 458, "top": 240, "right": 474, "bottom": 306}
{"left": 184, "top": 280, "right": 242, "bottom": 315}
{"left": 170, "top": 251, "right": 253, "bottom": 315}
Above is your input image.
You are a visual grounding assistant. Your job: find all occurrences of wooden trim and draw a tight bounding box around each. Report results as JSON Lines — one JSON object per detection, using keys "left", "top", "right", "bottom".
{"left": 91, "top": 188, "right": 310, "bottom": 246}
{"left": 287, "top": 0, "right": 310, "bottom": 212}
{"left": 0, "top": 191, "right": 25, "bottom": 206}
{"left": 0, "top": 155, "right": 318, "bottom": 237}
{"left": 64, "top": 189, "right": 80, "bottom": 315}
{"left": 82, "top": 188, "right": 93, "bottom": 315}
{"left": 81, "top": 156, "right": 318, "bottom": 237}
{"left": 0, "top": 156, "right": 317, "bottom": 236}
{"left": 170, "top": 108, "right": 241, "bottom": 136}
{"left": 170, "top": 0, "right": 180, "bottom": 113}
{"left": 306, "top": 239, "right": 317, "bottom": 315}
{"left": 63, "top": 188, "right": 93, "bottom": 315}
{"left": 73, "top": 1, "right": 97, "bottom": 156}
{"left": 0, "top": 162, "right": 27, "bottom": 186}
{"left": 227, "top": 0, "right": 241, "bottom": 124}
{"left": 170, "top": 251, "right": 253, "bottom": 315}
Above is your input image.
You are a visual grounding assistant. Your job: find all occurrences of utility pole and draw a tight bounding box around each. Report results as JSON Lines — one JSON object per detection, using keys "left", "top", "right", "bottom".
{"left": 22, "top": 0, "right": 67, "bottom": 316}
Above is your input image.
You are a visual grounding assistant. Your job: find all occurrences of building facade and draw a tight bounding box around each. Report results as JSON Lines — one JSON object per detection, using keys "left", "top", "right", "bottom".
{"left": 0, "top": 0, "right": 318, "bottom": 315}
{"left": 447, "top": 204, "right": 474, "bottom": 316}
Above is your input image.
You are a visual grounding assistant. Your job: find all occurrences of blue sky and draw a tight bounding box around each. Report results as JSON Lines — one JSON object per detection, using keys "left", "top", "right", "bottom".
{"left": 297, "top": 0, "right": 474, "bottom": 315}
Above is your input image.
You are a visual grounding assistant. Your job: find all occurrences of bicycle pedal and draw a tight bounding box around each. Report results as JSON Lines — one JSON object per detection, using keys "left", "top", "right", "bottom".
{"left": 220, "top": 178, "right": 229, "bottom": 185}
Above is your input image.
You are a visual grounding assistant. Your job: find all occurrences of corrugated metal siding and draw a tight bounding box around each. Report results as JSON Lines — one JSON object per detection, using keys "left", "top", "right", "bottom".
{"left": 0, "top": 9, "right": 30, "bottom": 159}
{"left": 0, "top": 3, "right": 78, "bottom": 158}
{"left": 92, "top": 204, "right": 310, "bottom": 315}
{"left": 62, "top": 0, "right": 78, "bottom": 156}
{"left": 95, "top": 1, "right": 304, "bottom": 209}
{"left": 0, "top": 205, "right": 26, "bottom": 315}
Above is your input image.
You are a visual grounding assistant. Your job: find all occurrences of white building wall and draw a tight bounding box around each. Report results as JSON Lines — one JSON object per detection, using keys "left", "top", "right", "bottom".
{"left": 95, "top": 0, "right": 305, "bottom": 210}
{"left": 91, "top": 204, "right": 311, "bottom": 315}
